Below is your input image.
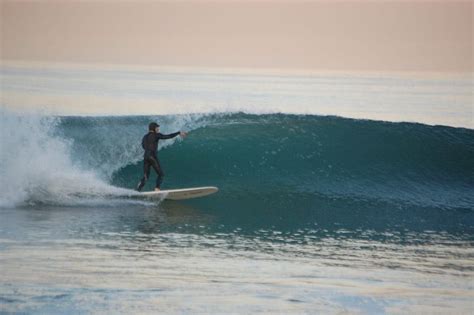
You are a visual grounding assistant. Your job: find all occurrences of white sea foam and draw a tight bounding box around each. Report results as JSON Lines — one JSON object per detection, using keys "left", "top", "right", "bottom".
{"left": 0, "top": 109, "right": 134, "bottom": 207}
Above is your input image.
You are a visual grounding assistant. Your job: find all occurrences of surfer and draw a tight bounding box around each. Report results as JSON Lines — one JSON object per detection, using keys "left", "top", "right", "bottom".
{"left": 136, "top": 122, "right": 187, "bottom": 192}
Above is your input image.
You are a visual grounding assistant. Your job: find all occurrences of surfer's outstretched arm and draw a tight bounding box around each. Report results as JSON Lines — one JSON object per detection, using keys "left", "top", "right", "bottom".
{"left": 157, "top": 131, "right": 187, "bottom": 139}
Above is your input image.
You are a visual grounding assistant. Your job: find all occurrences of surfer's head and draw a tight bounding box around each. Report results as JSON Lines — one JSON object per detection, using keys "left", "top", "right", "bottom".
{"left": 148, "top": 122, "right": 160, "bottom": 132}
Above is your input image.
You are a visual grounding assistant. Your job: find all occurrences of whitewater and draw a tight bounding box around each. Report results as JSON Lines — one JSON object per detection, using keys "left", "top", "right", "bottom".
{"left": 0, "top": 64, "right": 473, "bottom": 313}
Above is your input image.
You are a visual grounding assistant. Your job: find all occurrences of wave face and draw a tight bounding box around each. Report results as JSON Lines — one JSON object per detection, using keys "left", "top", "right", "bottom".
{"left": 111, "top": 113, "right": 473, "bottom": 234}
{"left": 111, "top": 113, "right": 473, "bottom": 204}
{"left": 2, "top": 111, "right": 473, "bottom": 233}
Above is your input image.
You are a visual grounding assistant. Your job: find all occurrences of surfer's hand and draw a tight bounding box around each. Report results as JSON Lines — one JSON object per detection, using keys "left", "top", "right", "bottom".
{"left": 180, "top": 131, "right": 188, "bottom": 138}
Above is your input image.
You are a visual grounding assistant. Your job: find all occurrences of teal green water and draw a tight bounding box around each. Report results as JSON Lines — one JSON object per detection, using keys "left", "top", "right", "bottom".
{"left": 1, "top": 112, "right": 473, "bottom": 313}
{"left": 59, "top": 113, "right": 474, "bottom": 235}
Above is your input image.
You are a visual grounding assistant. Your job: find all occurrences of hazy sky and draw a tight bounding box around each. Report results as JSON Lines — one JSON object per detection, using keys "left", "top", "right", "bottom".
{"left": 1, "top": 0, "right": 473, "bottom": 72}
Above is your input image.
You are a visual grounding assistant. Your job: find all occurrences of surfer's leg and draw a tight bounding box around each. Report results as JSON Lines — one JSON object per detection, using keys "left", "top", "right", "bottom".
{"left": 149, "top": 157, "right": 164, "bottom": 189}
{"left": 136, "top": 159, "right": 151, "bottom": 191}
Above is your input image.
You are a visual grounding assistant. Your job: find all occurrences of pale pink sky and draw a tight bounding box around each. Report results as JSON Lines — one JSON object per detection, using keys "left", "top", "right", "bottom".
{"left": 1, "top": 0, "right": 472, "bottom": 72}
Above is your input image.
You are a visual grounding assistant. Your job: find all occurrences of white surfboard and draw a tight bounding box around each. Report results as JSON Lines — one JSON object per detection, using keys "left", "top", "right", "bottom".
{"left": 137, "top": 186, "right": 218, "bottom": 201}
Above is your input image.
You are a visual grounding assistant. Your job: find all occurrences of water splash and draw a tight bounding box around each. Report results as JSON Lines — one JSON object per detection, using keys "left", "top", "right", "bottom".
{"left": 0, "top": 109, "right": 132, "bottom": 207}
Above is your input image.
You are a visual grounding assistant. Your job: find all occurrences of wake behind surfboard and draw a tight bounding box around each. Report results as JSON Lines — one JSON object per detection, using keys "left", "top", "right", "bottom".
{"left": 135, "top": 186, "right": 218, "bottom": 201}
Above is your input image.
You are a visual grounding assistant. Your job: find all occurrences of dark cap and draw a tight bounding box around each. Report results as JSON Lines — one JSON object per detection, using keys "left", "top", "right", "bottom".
{"left": 148, "top": 122, "right": 160, "bottom": 131}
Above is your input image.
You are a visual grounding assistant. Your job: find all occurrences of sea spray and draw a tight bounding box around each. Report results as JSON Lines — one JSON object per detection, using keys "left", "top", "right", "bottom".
{"left": 0, "top": 109, "right": 130, "bottom": 207}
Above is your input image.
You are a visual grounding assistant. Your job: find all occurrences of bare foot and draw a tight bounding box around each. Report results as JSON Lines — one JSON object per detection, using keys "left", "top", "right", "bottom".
{"left": 154, "top": 188, "right": 161, "bottom": 192}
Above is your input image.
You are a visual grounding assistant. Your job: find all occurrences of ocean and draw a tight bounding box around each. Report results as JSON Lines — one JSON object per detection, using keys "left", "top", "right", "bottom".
{"left": 0, "top": 65, "right": 473, "bottom": 313}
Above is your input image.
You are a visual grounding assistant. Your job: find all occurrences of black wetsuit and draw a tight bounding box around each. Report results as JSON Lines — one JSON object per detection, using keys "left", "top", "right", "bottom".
{"left": 136, "top": 131, "right": 180, "bottom": 191}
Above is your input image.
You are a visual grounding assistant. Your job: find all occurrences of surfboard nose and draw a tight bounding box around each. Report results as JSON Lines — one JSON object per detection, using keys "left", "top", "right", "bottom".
{"left": 137, "top": 186, "right": 218, "bottom": 201}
